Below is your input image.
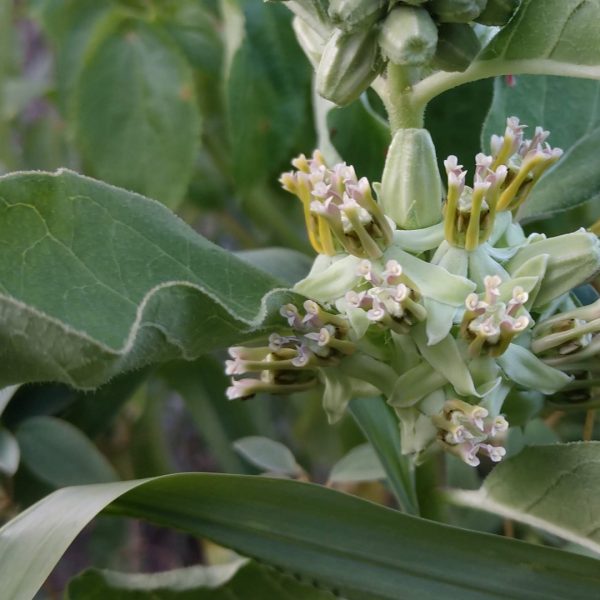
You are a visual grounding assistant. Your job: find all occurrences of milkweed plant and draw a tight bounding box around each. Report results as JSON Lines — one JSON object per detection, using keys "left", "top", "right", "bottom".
{"left": 1, "top": 0, "right": 600, "bottom": 599}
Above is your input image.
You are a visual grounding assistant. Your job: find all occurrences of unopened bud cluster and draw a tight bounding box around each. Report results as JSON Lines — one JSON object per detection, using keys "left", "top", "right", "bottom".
{"left": 225, "top": 117, "right": 600, "bottom": 468}
{"left": 272, "top": 0, "right": 521, "bottom": 105}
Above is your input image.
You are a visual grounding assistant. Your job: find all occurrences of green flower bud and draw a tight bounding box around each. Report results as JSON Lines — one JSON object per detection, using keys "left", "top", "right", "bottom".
{"left": 378, "top": 6, "right": 438, "bottom": 66}
{"left": 380, "top": 128, "right": 443, "bottom": 229}
{"left": 428, "top": 0, "right": 487, "bottom": 23}
{"left": 432, "top": 23, "right": 481, "bottom": 72}
{"left": 506, "top": 230, "right": 600, "bottom": 307}
{"left": 270, "top": 0, "right": 331, "bottom": 38}
{"left": 328, "top": 0, "right": 387, "bottom": 32}
{"left": 316, "top": 27, "right": 383, "bottom": 106}
{"left": 292, "top": 16, "right": 326, "bottom": 68}
{"left": 475, "top": 0, "right": 519, "bottom": 26}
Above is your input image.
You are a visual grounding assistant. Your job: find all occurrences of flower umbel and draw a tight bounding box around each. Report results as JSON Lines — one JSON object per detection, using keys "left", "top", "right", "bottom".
{"left": 226, "top": 117, "right": 600, "bottom": 468}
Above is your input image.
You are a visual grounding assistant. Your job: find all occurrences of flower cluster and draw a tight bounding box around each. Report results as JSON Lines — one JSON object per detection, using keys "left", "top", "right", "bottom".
{"left": 434, "top": 399, "right": 508, "bottom": 467}
{"left": 225, "top": 117, "right": 600, "bottom": 468}
{"left": 280, "top": 151, "right": 392, "bottom": 258}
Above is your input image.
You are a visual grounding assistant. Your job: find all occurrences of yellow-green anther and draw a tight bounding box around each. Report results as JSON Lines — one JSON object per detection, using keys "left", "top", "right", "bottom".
{"left": 433, "top": 23, "right": 481, "bottom": 73}
{"left": 316, "top": 27, "right": 382, "bottom": 106}
{"left": 378, "top": 6, "right": 438, "bottom": 66}
{"left": 464, "top": 182, "right": 489, "bottom": 251}
{"left": 428, "top": 0, "right": 487, "bottom": 23}
{"left": 328, "top": 0, "right": 387, "bottom": 32}
{"left": 381, "top": 129, "right": 443, "bottom": 230}
{"left": 443, "top": 156, "right": 465, "bottom": 245}
{"left": 490, "top": 116, "right": 524, "bottom": 169}
{"left": 475, "top": 0, "right": 519, "bottom": 25}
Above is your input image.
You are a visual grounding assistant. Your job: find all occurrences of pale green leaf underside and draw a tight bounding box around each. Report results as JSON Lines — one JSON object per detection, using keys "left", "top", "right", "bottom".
{"left": 0, "top": 170, "right": 295, "bottom": 389}
{"left": 67, "top": 559, "right": 335, "bottom": 599}
{"left": 2, "top": 473, "right": 600, "bottom": 600}
{"left": 414, "top": 0, "right": 600, "bottom": 105}
{"left": 449, "top": 443, "right": 600, "bottom": 555}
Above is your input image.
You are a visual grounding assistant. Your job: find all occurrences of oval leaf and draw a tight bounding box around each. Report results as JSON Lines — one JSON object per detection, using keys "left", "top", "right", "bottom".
{"left": 74, "top": 21, "right": 201, "bottom": 208}
{"left": 233, "top": 436, "right": 300, "bottom": 476}
{"left": 16, "top": 416, "right": 117, "bottom": 487}
{"left": 329, "top": 443, "right": 385, "bottom": 484}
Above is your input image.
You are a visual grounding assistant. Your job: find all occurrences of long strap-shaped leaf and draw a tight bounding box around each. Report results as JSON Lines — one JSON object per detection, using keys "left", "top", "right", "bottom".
{"left": 1, "top": 474, "right": 599, "bottom": 600}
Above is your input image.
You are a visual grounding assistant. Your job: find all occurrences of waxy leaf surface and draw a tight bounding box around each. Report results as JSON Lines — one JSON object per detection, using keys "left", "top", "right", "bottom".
{"left": 2, "top": 473, "right": 600, "bottom": 600}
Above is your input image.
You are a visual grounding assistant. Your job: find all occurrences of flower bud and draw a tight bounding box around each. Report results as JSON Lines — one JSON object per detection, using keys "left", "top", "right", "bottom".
{"left": 432, "top": 23, "right": 481, "bottom": 72}
{"left": 328, "top": 0, "right": 387, "bottom": 32}
{"left": 506, "top": 230, "right": 600, "bottom": 307}
{"left": 273, "top": 0, "right": 331, "bottom": 38}
{"left": 292, "top": 16, "right": 326, "bottom": 68}
{"left": 380, "top": 128, "right": 443, "bottom": 230}
{"left": 428, "top": 0, "right": 487, "bottom": 23}
{"left": 475, "top": 0, "right": 519, "bottom": 26}
{"left": 316, "top": 27, "right": 383, "bottom": 106}
{"left": 378, "top": 5, "right": 438, "bottom": 67}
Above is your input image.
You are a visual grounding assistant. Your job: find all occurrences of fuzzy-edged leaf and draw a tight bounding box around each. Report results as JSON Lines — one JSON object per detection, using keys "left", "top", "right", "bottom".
{"left": 412, "top": 1, "right": 600, "bottom": 106}
{"left": 329, "top": 443, "right": 385, "bottom": 484}
{"left": 0, "top": 384, "right": 18, "bottom": 416}
{"left": 0, "top": 426, "right": 19, "bottom": 476}
{"left": 73, "top": 21, "right": 201, "bottom": 208}
{"left": 0, "top": 170, "right": 294, "bottom": 389}
{"left": 496, "top": 344, "right": 572, "bottom": 394}
{"left": 16, "top": 416, "right": 117, "bottom": 486}
{"left": 3, "top": 474, "right": 600, "bottom": 600}
{"left": 66, "top": 559, "right": 336, "bottom": 599}
{"left": 449, "top": 443, "right": 600, "bottom": 554}
{"left": 233, "top": 436, "right": 301, "bottom": 476}
{"left": 483, "top": 76, "right": 600, "bottom": 221}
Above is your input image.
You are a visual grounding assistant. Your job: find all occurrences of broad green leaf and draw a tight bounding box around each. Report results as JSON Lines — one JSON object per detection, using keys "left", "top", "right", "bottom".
{"left": 0, "top": 426, "right": 19, "bottom": 476}
{"left": 0, "top": 170, "right": 293, "bottom": 389}
{"left": 67, "top": 559, "right": 335, "bottom": 599}
{"left": 73, "top": 21, "right": 201, "bottom": 208}
{"left": 16, "top": 416, "right": 117, "bottom": 486}
{"left": 2, "top": 474, "right": 600, "bottom": 600}
{"left": 327, "top": 96, "right": 390, "bottom": 183}
{"left": 412, "top": 1, "right": 600, "bottom": 106}
{"left": 482, "top": 75, "right": 600, "bottom": 220}
{"left": 349, "top": 397, "right": 418, "bottom": 514}
{"left": 233, "top": 436, "right": 301, "bottom": 476}
{"left": 449, "top": 443, "right": 600, "bottom": 554}
{"left": 329, "top": 443, "right": 385, "bottom": 484}
{"left": 225, "top": 0, "right": 314, "bottom": 189}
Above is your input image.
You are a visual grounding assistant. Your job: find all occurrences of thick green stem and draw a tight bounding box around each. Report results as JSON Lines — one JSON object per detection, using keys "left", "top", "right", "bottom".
{"left": 384, "top": 64, "right": 425, "bottom": 133}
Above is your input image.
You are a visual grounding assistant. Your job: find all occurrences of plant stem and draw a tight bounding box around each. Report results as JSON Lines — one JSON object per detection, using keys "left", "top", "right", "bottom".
{"left": 584, "top": 409, "right": 596, "bottom": 441}
{"left": 384, "top": 64, "right": 425, "bottom": 132}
